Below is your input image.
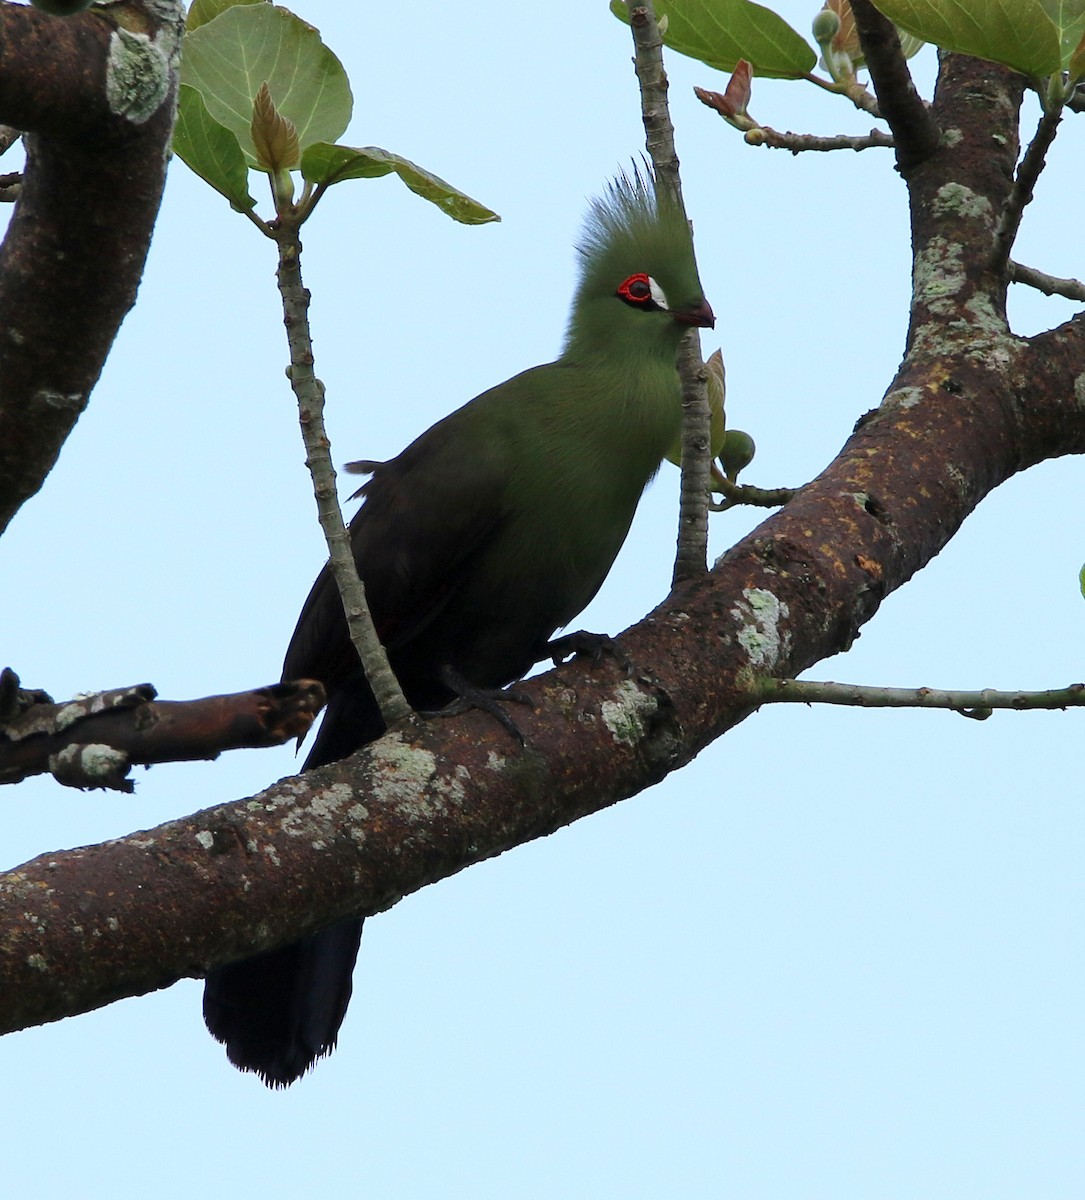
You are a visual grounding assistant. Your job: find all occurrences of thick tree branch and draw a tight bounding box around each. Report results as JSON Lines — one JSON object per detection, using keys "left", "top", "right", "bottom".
{"left": 0, "top": 678, "right": 325, "bottom": 790}
{"left": 4, "top": 296, "right": 1085, "bottom": 1032}
{"left": 0, "top": 2, "right": 183, "bottom": 534}
{"left": 849, "top": 0, "right": 939, "bottom": 173}
{"left": 904, "top": 58, "right": 1024, "bottom": 356}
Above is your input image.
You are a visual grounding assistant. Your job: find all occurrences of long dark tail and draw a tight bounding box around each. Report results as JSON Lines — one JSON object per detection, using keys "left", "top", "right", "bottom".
{"left": 203, "top": 680, "right": 382, "bottom": 1087}
{"left": 202, "top": 916, "right": 364, "bottom": 1087}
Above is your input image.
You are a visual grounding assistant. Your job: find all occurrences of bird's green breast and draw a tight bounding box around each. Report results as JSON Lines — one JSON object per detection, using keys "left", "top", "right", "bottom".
{"left": 464, "top": 357, "right": 681, "bottom": 631}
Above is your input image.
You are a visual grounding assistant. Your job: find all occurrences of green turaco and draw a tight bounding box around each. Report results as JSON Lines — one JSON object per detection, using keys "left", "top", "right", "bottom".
{"left": 203, "top": 171, "right": 714, "bottom": 1086}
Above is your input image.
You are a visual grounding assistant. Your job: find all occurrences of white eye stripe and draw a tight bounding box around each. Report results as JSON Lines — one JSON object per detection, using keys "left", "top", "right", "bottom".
{"left": 648, "top": 276, "right": 670, "bottom": 310}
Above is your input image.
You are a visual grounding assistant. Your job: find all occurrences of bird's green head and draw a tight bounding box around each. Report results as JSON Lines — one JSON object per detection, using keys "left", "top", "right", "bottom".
{"left": 563, "top": 170, "right": 714, "bottom": 360}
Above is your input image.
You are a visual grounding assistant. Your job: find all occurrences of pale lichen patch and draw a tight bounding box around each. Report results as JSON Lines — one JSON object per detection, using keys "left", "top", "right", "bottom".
{"left": 931, "top": 182, "right": 994, "bottom": 222}
{"left": 370, "top": 736, "right": 438, "bottom": 798}
{"left": 194, "top": 830, "right": 214, "bottom": 852}
{"left": 26, "top": 954, "right": 48, "bottom": 972}
{"left": 600, "top": 680, "right": 658, "bottom": 747}
{"left": 50, "top": 743, "right": 129, "bottom": 788}
{"left": 912, "top": 236, "right": 967, "bottom": 313}
{"left": 280, "top": 782, "right": 353, "bottom": 840}
{"left": 1074, "top": 371, "right": 1085, "bottom": 408}
{"left": 731, "top": 587, "right": 790, "bottom": 671}
{"left": 882, "top": 385, "right": 924, "bottom": 410}
{"left": 106, "top": 28, "right": 170, "bottom": 124}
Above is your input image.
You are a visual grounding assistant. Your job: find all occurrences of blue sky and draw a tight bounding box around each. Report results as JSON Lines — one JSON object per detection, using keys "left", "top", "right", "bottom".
{"left": 2, "top": 2, "right": 1083, "bottom": 1196}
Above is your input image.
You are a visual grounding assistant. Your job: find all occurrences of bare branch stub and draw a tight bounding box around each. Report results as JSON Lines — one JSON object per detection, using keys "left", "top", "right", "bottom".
{"left": 0, "top": 680, "right": 326, "bottom": 788}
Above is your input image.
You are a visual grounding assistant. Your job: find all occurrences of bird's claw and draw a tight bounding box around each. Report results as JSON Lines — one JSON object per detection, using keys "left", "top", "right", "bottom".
{"left": 547, "top": 630, "right": 633, "bottom": 675}
{"left": 424, "top": 665, "right": 534, "bottom": 744}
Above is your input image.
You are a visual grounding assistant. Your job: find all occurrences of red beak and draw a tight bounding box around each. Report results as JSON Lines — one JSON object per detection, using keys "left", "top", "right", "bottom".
{"left": 674, "top": 299, "right": 716, "bottom": 329}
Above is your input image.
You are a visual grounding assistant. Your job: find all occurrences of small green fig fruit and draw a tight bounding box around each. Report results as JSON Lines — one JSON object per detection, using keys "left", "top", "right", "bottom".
{"left": 719, "top": 429, "right": 756, "bottom": 480}
{"left": 811, "top": 7, "right": 841, "bottom": 44}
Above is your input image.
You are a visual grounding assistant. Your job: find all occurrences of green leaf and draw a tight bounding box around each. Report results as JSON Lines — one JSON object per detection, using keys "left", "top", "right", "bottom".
{"left": 300, "top": 143, "right": 500, "bottom": 224}
{"left": 1040, "top": 0, "right": 1085, "bottom": 67}
{"left": 172, "top": 83, "right": 256, "bottom": 210}
{"left": 1080, "top": 562, "right": 1085, "bottom": 599}
{"left": 872, "top": 0, "right": 1066, "bottom": 77}
{"left": 1069, "top": 27, "right": 1085, "bottom": 81}
{"left": 186, "top": 0, "right": 267, "bottom": 33}
{"left": 181, "top": 4, "right": 351, "bottom": 164}
{"left": 610, "top": 0, "right": 816, "bottom": 80}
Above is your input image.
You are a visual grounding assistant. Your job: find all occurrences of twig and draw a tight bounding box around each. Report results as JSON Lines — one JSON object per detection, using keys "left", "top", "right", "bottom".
{"left": 625, "top": 0, "right": 712, "bottom": 584}
{"left": 0, "top": 170, "right": 22, "bottom": 202}
{"left": 803, "top": 71, "right": 881, "bottom": 116}
{"left": 848, "top": 0, "right": 940, "bottom": 173}
{"left": 0, "top": 678, "right": 326, "bottom": 790}
{"left": 744, "top": 126, "right": 893, "bottom": 153}
{"left": 990, "top": 108, "right": 1063, "bottom": 270}
{"left": 710, "top": 478, "right": 798, "bottom": 511}
{"left": 1008, "top": 260, "right": 1085, "bottom": 302}
{"left": 755, "top": 677, "right": 1085, "bottom": 718}
{"left": 270, "top": 215, "right": 412, "bottom": 727}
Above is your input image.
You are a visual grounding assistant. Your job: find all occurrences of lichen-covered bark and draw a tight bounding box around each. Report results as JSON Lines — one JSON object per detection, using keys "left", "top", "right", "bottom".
{"left": 2, "top": 44, "right": 1084, "bottom": 1037}
{"left": 0, "top": 2, "right": 183, "bottom": 533}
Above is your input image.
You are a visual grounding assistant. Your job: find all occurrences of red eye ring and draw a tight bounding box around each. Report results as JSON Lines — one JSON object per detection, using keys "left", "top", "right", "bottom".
{"left": 617, "top": 273, "right": 653, "bottom": 303}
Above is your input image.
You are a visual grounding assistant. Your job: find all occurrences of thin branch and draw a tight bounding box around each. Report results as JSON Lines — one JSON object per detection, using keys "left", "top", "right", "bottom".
{"left": 848, "top": 0, "right": 940, "bottom": 173}
{"left": 990, "top": 108, "right": 1063, "bottom": 270}
{"left": 0, "top": 678, "right": 325, "bottom": 790}
{"left": 693, "top": 83, "right": 890, "bottom": 151}
{"left": 271, "top": 217, "right": 412, "bottom": 727}
{"left": 744, "top": 125, "right": 893, "bottom": 153}
{"left": 625, "top": 1, "right": 712, "bottom": 584}
{"left": 803, "top": 70, "right": 881, "bottom": 116}
{"left": 755, "top": 677, "right": 1085, "bottom": 718}
{"left": 1008, "top": 260, "right": 1085, "bottom": 302}
{"left": 710, "top": 478, "right": 798, "bottom": 511}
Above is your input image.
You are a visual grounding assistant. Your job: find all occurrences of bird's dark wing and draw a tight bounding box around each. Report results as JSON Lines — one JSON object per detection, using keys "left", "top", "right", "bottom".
{"left": 282, "top": 406, "right": 513, "bottom": 697}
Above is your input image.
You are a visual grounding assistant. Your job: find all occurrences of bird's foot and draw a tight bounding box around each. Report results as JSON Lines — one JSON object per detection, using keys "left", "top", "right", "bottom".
{"left": 423, "top": 665, "right": 534, "bottom": 744}
{"left": 547, "top": 630, "right": 633, "bottom": 675}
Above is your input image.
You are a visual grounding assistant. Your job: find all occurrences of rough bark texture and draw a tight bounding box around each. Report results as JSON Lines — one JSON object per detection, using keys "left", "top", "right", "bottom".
{"left": 1, "top": 44, "right": 1084, "bottom": 1036}
{"left": 0, "top": 1, "right": 183, "bottom": 533}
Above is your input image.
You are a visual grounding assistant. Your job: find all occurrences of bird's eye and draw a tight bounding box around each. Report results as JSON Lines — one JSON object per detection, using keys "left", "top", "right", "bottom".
{"left": 617, "top": 273, "right": 654, "bottom": 304}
